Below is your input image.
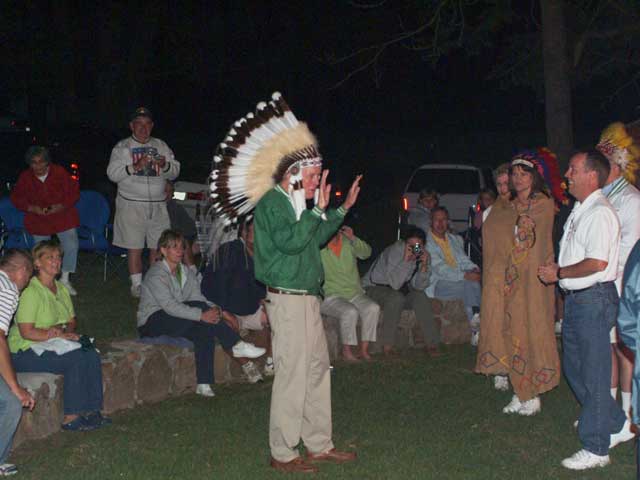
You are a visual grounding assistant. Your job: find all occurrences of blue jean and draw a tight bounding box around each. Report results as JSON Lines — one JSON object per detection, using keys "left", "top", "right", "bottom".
{"left": 0, "top": 376, "right": 22, "bottom": 463}
{"left": 12, "top": 349, "right": 103, "bottom": 415}
{"left": 139, "top": 301, "right": 241, "bottom": 384}
{"left": 433, "top": 279, "right": 481, "bottom": 323}
{"left": 33, "top": 228, "right": 79, "bottom": 273}
{"left": 562, "top": 282, "right": 626, "bottom": 456}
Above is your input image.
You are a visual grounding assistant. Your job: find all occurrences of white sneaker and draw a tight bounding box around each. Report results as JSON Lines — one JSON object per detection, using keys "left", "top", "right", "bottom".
{"left": 561, "top": 449, "right": 609, "bottom": 470}
{"left": 470, "top": 330, "right": 480, "bottom": 347}
{"left": 232, "top": 341, "right": 266, "bottom": 359}
{"left": 242, "top": 361, "right": 264, "bottom": 384}
{"left": 610, "top": 419, "right": 635, "bottom": 449}
{"left": 195, "top": 384, "right": 215, "bottom": 397}
{"left": 502, "top": 395, "right": 522, "bottom": 414}
{"left": 573, "top": 419, "right": 579, "bottom": 429}
{"left": 130, "top": 284, "right": 141, "bottom": 298}
{"left": 517, "top": 397, "right": 541, "bottom": 416}
{"left": 494, "top": 375, "right": 509, "bottom": 391}
{"left": 0, "top": 463, "right": 18, "bottom": 476}
{"left": 59, "top": 279, "right": 77, "bottom": 296}
{"left": 263, "top": 357, "right": 275, "bottom": 377}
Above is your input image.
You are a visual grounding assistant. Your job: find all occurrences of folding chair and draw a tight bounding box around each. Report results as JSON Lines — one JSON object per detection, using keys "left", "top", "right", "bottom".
{"left": 75, "top": 190, "right": 127, "bottom": 281}
{"left": 0, "top": 197, "right": 34, "bottom": 252}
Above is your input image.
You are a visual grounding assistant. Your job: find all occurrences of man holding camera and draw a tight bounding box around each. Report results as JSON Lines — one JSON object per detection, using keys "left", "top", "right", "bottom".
{"left": 363, "top": 226, "right": 441, "bottom": 357}
{"left": 107, "top": 107, "right": 180, "bottom": 297}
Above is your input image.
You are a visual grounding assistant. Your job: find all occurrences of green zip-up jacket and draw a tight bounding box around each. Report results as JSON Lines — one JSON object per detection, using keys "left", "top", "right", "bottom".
{"left": 254, "top": 185, "right": 347, "bottom": 295}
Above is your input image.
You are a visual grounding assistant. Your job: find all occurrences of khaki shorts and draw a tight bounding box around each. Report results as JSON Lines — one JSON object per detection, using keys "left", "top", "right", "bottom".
{"left": 113, "top": 196, "right": 170, "bottom": 249}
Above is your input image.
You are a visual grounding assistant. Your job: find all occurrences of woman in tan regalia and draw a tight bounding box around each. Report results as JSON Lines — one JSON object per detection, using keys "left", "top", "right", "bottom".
{"left": 475, "top": 150, "right": 563, "bottom": 415}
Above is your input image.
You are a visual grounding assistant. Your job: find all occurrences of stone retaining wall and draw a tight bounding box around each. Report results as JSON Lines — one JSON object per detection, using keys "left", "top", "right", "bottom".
{"left": 13, "top": 298, "right": 468, "bottom": 447}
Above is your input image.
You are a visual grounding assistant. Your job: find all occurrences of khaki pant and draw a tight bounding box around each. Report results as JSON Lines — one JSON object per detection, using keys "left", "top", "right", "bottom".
{"left": 320, "top": 294, "right": 380, "bottom": 345}
{"left": 265, "top": 292, "right": 334, "bottom": 462}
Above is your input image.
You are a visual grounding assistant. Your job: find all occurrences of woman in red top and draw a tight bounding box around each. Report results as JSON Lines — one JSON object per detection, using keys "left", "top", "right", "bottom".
{"left": 10, "top": 146, "right": 80, "bottom": 295}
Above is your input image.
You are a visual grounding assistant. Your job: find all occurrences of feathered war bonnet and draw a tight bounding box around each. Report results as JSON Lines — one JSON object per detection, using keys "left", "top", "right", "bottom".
{"left": 596, "top": 122, "right": 640, "bottom": 185}
{"left": 209, "top": 92, "right": 322, "bottom": 226}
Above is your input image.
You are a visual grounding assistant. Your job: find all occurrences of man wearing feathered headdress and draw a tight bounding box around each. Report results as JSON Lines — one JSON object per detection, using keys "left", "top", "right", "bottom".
{"left": 209, "top": 93, "right": 361, "bottom": 473}
{"left": 597, "top": 122, "right": 640, "bottom": 420}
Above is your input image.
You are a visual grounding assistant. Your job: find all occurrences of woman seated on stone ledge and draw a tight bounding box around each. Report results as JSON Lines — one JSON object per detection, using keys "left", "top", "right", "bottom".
{"left": 8, "top": 240, "right": 111, "bottom": 432}
{"left": 137, "top": 229, "right": 266, "bottom": 398}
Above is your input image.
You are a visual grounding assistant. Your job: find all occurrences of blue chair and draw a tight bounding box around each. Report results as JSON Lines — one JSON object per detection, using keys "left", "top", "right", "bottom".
{"left": 75, "top": 190, "right": 127, "bottom": 281}
{"left": 0, "top": 197, "right": 35, "bottom": 252}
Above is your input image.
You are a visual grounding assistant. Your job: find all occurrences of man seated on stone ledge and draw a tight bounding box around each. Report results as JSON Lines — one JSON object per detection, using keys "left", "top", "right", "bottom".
{"left": 320, "top": 225, "right": 380, "bottom": 361}
{"left": 201, "top": 219, "right": 274, "bottom": 378}
{"left": 425, "top": 207, "right": 481, "bottom": 345}
{"left": 362, "top": 226, "right": 441, "bottom": 357}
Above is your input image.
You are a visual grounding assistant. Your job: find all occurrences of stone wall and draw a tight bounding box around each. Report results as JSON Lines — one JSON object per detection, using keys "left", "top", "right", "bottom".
{"left": 13, "top": 298, "right": 468, "bottom": 447}
{"left": 13, "top": 340, "right": 244, "bottom": 448}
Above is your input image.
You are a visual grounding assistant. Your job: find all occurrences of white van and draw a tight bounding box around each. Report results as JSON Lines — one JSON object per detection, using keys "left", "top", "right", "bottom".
{"left": 400, "top": 164, "right": 493, "bottom": 234}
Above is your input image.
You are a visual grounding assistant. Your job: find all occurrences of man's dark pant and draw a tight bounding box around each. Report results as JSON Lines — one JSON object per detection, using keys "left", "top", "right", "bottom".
{"left": 139, "top": 301, "right": 240, "bottom": 384}
{"left": 365, "top": 286, "right": 439, "bottom": 348}
{"left": 562, "top": 282, "right": 626, "bottom": 456}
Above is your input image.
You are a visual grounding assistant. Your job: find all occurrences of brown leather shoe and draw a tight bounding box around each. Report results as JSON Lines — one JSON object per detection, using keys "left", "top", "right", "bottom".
{"left": 306, "top": 448, "right": 357, "bottom": 464}
{"left": 270, "top": 456, "right": 318, "bottom": 473}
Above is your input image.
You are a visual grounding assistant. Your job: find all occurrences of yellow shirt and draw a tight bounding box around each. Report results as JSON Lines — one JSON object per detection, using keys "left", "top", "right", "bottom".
{"left": 431, "top": 233, "right": 457, "bottom": 268}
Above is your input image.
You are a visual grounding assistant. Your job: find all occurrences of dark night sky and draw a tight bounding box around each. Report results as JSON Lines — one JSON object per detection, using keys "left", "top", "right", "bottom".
{"left": 2, "top": 1, "right": 639, "bottom": 187}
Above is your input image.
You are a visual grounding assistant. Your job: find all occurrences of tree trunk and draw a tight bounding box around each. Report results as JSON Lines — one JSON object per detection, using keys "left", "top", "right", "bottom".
{"left": 540, "top": 0, "right": 573, "bottom": 167}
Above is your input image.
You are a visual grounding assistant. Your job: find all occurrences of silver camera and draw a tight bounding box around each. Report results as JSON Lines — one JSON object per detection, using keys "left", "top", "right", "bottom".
{"left": 412, "top": 243, "right": 423, "bottom": 256}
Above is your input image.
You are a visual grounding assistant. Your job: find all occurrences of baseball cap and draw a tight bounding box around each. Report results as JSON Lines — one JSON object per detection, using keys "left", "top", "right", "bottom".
{"left": 130, "top": 107, "right": 153, "bottom": 122}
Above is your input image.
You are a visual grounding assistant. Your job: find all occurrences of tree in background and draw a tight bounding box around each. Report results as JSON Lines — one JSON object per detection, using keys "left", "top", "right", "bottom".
{"left": 329, "top": 0, "right": 640, "bottom": 165}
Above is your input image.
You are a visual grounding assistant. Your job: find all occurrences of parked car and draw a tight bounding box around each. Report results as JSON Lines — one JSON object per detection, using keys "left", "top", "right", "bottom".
{"left": 398, "top": 163, "right": 494, "bottom": 235}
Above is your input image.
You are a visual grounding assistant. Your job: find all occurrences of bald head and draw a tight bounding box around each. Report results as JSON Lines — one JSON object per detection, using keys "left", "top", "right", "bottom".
{"left": 0, "top": 249, "right": 33, "bottom": 291}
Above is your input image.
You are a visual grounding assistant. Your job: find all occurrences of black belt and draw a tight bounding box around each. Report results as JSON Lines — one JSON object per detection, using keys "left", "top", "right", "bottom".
{"left": 267, "top": 286, "right": 311, "bottom": 296}
{"left": 561, "top": 281, "right": 614, "bottom": 296}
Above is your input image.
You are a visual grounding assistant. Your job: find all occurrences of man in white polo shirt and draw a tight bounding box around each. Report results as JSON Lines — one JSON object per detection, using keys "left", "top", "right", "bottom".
{"left": 538, "top": 150, "right": 632, "bottom": 470}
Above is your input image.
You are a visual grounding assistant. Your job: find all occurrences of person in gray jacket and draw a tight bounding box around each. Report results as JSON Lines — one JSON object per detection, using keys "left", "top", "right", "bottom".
{"left": 107, "top": 107, "right": 181, "bottom": 298}
{"left": 137, "top": 230, "right": 266, "bottom": 397}
{"left": 362, "top": 226, "right": 441, "bottom": 357}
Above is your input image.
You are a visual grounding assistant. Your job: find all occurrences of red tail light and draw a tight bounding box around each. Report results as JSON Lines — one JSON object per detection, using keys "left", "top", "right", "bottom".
{"left": 186, "top": 191, "right": 206, "bottom": 201}
{"left": 402, "top": 197, "right": 408, "bottom": 211}
{"left": 70, "top": 163, "right": 79, "bottom": 169}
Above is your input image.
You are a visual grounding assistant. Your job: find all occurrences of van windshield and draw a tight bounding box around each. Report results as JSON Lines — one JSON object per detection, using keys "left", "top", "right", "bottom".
{"left": 407, "top": 168, "right": 479, "bottom": 194}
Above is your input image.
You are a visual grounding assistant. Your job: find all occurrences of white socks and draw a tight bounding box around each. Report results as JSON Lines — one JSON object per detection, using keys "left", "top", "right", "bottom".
{"left": 130, "top": 273, "right": 142, "bottom": 287}
{"left": 611, "top": 387, "right": 618, "bottom": 400}
{"left": 622, "top": 391, "right": 631, "bottom": 416}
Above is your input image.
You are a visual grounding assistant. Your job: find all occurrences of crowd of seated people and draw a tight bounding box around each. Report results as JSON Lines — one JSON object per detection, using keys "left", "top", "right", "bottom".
{"left": 6, "top": 122, "right": 640, "bottom": 474}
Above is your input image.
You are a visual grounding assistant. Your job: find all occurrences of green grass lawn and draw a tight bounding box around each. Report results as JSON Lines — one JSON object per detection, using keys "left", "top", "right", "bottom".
{"left": 9, "top": 255, "right": 636, "bottom": 479}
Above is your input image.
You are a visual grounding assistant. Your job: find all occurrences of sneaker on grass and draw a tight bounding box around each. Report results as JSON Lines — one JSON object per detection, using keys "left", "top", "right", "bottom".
{"left": 561, "top": 449, "right": 609, "bottom": 470}
{"left": 494, "top": 375, "right": 509, "bottom": 391}
{"left": 242, "top": 361, "right": 264, "bottom": 383}
{"left": 130, "top": 284, "right": 141, "bottom": 298}
{"left": 502, "top": 395, "right": 522, "bottom": 414}
{"left": 610, "top": 419, "right": 635, "bottom": 449}
{"left": 517, "top": 397, "right": 540, "bottom": 416}
{"left": 232, "top": 341, "right": 266, "bottom": 359}
{"left": 263, "top": 357, "right": 275, "bottom": 376}
{"left": 196, "top": 384, "right": 215, "bottom": 397}
{"left": 0, "top": 463, "right": 17, "bottom": 476}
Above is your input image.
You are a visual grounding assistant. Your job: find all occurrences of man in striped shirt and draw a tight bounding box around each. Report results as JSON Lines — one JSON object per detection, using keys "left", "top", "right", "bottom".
{"left": 0, "top": 250, "right": 35, "bottom": 477}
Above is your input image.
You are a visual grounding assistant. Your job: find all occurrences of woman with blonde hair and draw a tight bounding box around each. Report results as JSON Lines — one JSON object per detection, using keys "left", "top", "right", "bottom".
{"left": 8, "top": 240, "right": 109, "bottom": 431}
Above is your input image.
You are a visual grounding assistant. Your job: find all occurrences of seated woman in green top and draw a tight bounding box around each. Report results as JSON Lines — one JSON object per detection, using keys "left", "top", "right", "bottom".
{"left": 8, "top": 240, "right": 110, "bottom": 432}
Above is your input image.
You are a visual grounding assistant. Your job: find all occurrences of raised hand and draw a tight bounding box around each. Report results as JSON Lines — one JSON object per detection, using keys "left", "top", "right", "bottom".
{"left": 317, "top": 170, "right": 332, "bottom": 210}
{"left": 343, "top": 174, "right": 363, "bottom": 210}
